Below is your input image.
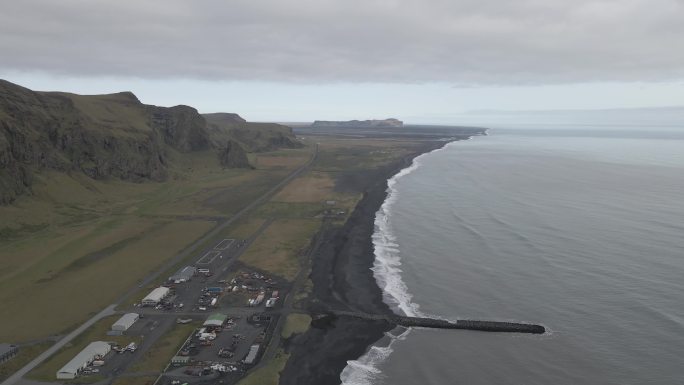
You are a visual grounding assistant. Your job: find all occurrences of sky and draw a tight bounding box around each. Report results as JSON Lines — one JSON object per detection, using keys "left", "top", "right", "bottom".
{"left": 1, "top": 0, "right": 683, "bottom": 123}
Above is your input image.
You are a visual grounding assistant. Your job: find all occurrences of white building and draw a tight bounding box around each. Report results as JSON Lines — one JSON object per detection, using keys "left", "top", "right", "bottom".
{"left": 169, "top": 266, "right": 196, "bottom": 283}
{"left": 112, "top": 313, "right": 139, "bottom": 332}
{"left": 141, "top": 286, "right": 170, "bottom": 306}
{"left": 56, "top": 341, "right": 111, "bottom": 379}
{"left": 244, "top": 344, "right": 260, "bottom": 365}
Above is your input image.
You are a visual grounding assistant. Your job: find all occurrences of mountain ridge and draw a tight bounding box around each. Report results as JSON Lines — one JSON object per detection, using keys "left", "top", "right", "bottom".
{"left": 0, "top": 79, "right": 300, "bottom": 204}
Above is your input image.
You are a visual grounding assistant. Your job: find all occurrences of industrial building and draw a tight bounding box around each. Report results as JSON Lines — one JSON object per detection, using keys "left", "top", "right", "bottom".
{"left": 169, "top": 266, "right": 196, "bottom": 283}
{"left": 141, "top": 286, "right": 170, "bottom": 306}
{"left": 203, "top": 313, "right": 228, "bottom": 328}
{"left": 111, "top": 313, "right": 140, "bottom": 332}
{"left": 0, "top": 343, "right": 18, "bottom": 363}
{"left": 56, "top": 341, "right": 111, "bottom": 379}
{"left": 243, "top": 344, "right": 260, "bottom": 364}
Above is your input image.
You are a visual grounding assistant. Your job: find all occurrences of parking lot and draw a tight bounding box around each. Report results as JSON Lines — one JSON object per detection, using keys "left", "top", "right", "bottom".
{"left": 122, "top": 236, "right": 287, "bottom": 384}
{"left": 61, "top": 226, "right": 290, "bottom": 385}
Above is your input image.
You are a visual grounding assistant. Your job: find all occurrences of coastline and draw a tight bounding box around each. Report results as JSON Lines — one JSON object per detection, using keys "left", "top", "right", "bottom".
{"left": 279, "top": 139, "right": 462, "bottom": 385}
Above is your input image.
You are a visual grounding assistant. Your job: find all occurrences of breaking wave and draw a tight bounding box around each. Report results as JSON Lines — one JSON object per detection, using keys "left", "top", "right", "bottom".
{"left": 341, "top": 142, "right": 457, "bottom": 385}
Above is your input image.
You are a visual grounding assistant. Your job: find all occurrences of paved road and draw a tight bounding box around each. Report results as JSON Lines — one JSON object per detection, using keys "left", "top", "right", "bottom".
{"left": 2, "top": 144, "right": 318, "bottom": 385}
{"left": 113, "top": 144, "right": 318, "bottom": 306}
{"left": 257, "top": 219, "right": 330, "bottom": 366}
{"left": 2, "top": 305, "right": 117, "bottom": 385}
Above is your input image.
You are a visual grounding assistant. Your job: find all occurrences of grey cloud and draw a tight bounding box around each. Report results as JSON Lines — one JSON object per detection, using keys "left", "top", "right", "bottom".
{"left": 1, "top": 0, "right": 683, "bottom": 85}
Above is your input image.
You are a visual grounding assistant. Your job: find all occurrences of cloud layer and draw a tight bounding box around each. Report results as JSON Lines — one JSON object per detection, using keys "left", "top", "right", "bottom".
{"left": 2, "top": 0, "right": 683, "bottom": 85}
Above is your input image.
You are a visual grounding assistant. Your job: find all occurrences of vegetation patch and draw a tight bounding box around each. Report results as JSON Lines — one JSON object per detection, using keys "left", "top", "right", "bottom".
{"left": 272, "top": 172, "right": 335, "bottom": 203}
{"left": 237, "top": 350, "right": 290, "bottom": 385}
{"left": 281, "top": 313, "right": 312, "bottom": 339}
{"left": 0, "top": 219, "right": 214, "bottom": 342}
{"left": 254, "top": 202, "right": 322, "bottom": 219}
{"left": 239, "top": 219, "right": 319, "bottom": 281}
{"left": 0, "top": 341, "right": 54, "bottom": 382}
{"left": 129, "top": 322, "right": 199, "bottom": 372}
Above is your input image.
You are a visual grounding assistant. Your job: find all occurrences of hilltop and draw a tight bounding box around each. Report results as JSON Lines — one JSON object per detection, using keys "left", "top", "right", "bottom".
{"left": 311, "top": 118, "right": 403, "bottom": 128}
{"left": 0, "top": 80, "right": 301, "bottom": 204}
{"left": 204, "top": 112, "right": 302, "bottom": 152}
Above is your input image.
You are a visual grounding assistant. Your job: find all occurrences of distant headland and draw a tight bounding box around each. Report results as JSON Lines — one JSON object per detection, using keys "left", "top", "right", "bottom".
{"left": 311, "top": 118, "right": 403, "bottom": 128}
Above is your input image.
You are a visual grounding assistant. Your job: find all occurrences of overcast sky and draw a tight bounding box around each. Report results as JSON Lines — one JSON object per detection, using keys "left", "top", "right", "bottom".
{"left": 2, "top": 0, "right": 683, "bottom": 123}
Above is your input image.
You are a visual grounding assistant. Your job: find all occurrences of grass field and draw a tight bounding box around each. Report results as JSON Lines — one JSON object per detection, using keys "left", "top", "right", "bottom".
{"left": 0, "top": 145, "right": 314, "bottom": 344}
{"left": 0, "top": 219, "right": 214, "bottom": 342}
{"left": 237, "top": 350, "right": 290, "bottom": 385}
{"left": 272, "top": 172, "right": 335, "bottom": 203}
{"left": 252, "top": 147, "right": 311, "bottom": 170}
{"left": 28, "top": 316, "right": 142, "bottom": 382}
{"left": 0, "top": 341, "right": 54, "bottom": 382}
{"left": 129, "top": 322, "right": 199, "bottom": 373}
{"left": 0, "top": 135, "right": 427, "bottom": 382}
{"left": 228, "top": 217, "right": 269, "bottom": 239}
{"left": 239, "top": 219, "right": 320, "bottom": 281}
{"left": 281, "top": 313, "right": 312, "bottom": 339}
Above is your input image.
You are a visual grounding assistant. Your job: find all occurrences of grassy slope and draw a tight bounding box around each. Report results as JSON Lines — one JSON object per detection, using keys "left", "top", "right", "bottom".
{"left": 237, "top": 350, "right": 290, "bottom": 385}
{"left": 0, "top": 146, "right": 313, "bottom": 343}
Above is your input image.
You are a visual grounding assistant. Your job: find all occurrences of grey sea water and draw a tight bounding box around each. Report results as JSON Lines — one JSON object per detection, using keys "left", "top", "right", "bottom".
{"left": 342, "top": 126, "right": 684, "bottom": 385}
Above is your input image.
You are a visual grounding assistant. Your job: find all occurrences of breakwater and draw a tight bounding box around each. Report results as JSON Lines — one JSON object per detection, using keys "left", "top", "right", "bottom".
{"left": 329, "top": 310, "right": 545, "bottom": 334}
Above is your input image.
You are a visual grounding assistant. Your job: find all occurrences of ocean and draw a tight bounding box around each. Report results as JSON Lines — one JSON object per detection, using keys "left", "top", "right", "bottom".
{"left": 341, "top": 125, "right": 684, "bottom": 385}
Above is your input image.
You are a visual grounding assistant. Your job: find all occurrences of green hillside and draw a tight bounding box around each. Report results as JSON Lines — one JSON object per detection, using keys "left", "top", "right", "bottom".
{"left": 0, "top": 79, "right": 301, "bottom": 204}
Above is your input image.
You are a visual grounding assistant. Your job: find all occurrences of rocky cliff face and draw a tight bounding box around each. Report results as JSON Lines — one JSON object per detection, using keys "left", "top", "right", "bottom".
{"left": 148, "top": 105, "right": 211, "bottom": 152}
{"left": 0, "top": 79, "right": 300, "bottom": 205}
{"left": 218, "top": 140, "right": 252, "bottom": 169}
{"left": 204, "top": 113, "right": 302, "bottom": 152}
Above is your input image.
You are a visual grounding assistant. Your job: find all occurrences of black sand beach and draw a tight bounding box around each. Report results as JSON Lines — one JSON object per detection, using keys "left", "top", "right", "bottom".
{"left": 279, "top": 141, "right": 447, "bottom": 385}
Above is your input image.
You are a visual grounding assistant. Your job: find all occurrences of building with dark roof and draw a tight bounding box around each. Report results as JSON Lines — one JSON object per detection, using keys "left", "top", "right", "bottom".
{"left": 0, "top": 344, "right": 18, "bottom": 363}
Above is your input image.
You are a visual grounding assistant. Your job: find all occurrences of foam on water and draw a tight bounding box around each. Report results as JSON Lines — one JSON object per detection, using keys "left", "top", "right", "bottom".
{"left": 341, "top": 142, "right": 458, "bottom": 385}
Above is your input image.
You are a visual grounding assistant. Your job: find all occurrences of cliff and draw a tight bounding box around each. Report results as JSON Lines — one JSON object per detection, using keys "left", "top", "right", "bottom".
{"left": 204, "top": 113, "right": 302, "bottom": 152}
{"left": 218, "top": 140, "right": 252, "bottom": 169}
{"left": 311, "top": 118, "right": 403, "bottom": 128}
{"left": 0, "top": 80, "right": 300, "bottom": 204}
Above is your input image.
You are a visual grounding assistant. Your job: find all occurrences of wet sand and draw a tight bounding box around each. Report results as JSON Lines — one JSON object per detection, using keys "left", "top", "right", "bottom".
{"left": 279, "top": 141, "right": 447, "bottom": 385}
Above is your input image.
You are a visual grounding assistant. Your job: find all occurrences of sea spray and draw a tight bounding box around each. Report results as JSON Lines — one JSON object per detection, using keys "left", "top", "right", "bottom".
{"left": 340, "top": 141, "right": 459, "bottom": 385}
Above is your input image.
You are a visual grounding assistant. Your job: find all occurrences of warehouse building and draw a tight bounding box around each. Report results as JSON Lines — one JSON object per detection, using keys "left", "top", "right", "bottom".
{"left": 203, "top": 313, "right": 228, "bottom": 326}
{"left": 169, "top": 266, "right": 196, "bottom": 283}
{"left": 111, "top": 313, "right": 140, "bottom": 332}
{"left": 0, "top": 343, "right": 18, "bottom": 363}
{"left": 141, "top": 286, "right": 170, "bottom": 306}
{"left": 56, "top": 341, "right": 111, "bottom": 379}
{"left": 203, "top": 313, "right": 228, "bottom": 328}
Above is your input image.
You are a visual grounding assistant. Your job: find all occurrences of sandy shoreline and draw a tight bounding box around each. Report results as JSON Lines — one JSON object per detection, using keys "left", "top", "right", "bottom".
{"left": 279, "top": 141, "right": 448, "bottom": 385}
